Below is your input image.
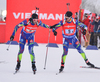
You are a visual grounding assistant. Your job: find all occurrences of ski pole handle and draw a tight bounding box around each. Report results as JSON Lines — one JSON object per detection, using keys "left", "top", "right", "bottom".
{"left": 66, "top": 3, "right": 70, "bottom": 11}
{"left": 35, "top": 6, "right": 39, "bottom": 13}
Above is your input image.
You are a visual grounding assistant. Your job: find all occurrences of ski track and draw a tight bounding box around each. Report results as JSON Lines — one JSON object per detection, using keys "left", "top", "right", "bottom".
{"left": 0, "top": 44, "right": 100, "bottom": 82}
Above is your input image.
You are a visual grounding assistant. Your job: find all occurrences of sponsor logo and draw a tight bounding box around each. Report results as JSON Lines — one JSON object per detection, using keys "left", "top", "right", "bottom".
{"left": 27, "top": 27, "right": 37, "bottom": 29}
{"left": 26, "top": 29, "right": 36, "bottom": 32}
{"left": 65, "top": 25, "right": 76, "bottom": 28}
{"left": 13, "top": 10, "right": 65, "bottom": 20}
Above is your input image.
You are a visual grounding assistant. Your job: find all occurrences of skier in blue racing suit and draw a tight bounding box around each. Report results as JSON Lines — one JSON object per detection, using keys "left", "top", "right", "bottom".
{"left": 50, "top": 11, "right": 95, "bottom": 72}
{"left": 10, "top": 13, "right": 49, "bottom": 73}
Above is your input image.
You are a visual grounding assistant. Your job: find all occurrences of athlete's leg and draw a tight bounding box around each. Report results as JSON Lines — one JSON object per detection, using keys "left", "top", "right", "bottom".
{"left": 28, "top": 39, "right": 35, "bottom": 63}
{"left": 61, "top": 38, "right": 69, "bottom": 64}
{"left": 60, "top": 38, "right": 70, "bottom": 72}
{"left": 28, "top": 37, "right": 36, "bottom": 71}
{"left": 17, "top": 35, "right": 26, "bottom": 62}
{"left": 16, "top": 34, "right": 26, "bottom": 70}
{"left": 72, "top": 36, "right": 94, "bottom": 67}
{"left": 72, "top": 36, "right": 87, "bottom": 60}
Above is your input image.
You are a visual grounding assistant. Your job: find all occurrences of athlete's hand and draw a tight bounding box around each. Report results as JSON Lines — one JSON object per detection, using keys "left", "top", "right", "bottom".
{"left": 82, "top": 29, "right": 86, "bottom": 35}
{"left": 29, "top": 18, "right": 33, "bottom": 22}
{"left": 10, "top": 35, "right": 14, "bottom": 41}
{"left": 50, "top": 26, "right": 54, "bottom": 29}
{"left": 53, "top": 30, "right": 57, "bottom": 36}
{"left": 50, "top": 24, "right": 57, "bottom": 29}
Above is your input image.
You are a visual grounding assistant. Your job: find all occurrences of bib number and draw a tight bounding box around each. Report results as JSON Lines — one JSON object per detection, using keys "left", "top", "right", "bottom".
{"left": 26, "top": 29, "right": 36, "bottom": 33}
{"left": 65, "top": 29, "right": 74, "bottom": 34}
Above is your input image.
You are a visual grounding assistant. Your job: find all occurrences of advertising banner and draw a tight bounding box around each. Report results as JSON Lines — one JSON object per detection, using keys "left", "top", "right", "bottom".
{"left": 6, "top": 0, "right": 81, "bottom": 44}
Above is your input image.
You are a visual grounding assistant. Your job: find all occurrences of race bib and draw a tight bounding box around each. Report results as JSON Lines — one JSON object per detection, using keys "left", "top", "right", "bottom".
{"left": 65, "top": 29, "right": 74, "bottom": 34}
{"left": 26, "top": 29, "right": 36, "bottom": 33}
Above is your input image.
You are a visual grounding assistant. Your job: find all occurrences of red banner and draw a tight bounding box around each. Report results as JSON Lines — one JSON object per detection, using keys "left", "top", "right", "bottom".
{"left": 0, "top": 21, "right": 6, "bottom": 43}
{"left": 6, "top": 0, "right": 81, "bottom": 44}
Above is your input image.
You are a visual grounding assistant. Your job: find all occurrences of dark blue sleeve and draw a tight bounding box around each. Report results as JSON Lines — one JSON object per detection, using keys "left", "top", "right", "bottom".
{"left": 52, "top": 20, "right": 63, "bottom": 32}
{"left": 38, "top": 20, "right": 49, "bottom": 28}
{"left": 12, "top": 19, "right": 27, "bottom": 36}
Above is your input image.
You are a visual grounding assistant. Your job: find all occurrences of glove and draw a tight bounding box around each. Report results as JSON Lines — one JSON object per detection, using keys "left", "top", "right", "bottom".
{"left": 50, "top": 24, "right": 57, "bottom": 29}
{"left": 24, "top": 18, "right": 33, "bottom": 26}
{"left": 10, "top": 35, "right": 14, "bottom": 41}
{"left": 50, "top": 26, "right": 55, "bottom": 29}
{"left": 29, "top": 18, "right": 33, "bottom": 22}
{"left": 53, "top": 30, "right": 57, "bottom": 36}
{"left": 82, "top": 29, "right": 86, "bottom": 35}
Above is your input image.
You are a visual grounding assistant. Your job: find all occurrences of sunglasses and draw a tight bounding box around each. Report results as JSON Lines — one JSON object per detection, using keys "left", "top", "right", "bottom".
{"left": 96, "top": 19, "right": 99, "bottom": 20}
{"left": 65, "top": 17, "right": 71, "bottom": 19}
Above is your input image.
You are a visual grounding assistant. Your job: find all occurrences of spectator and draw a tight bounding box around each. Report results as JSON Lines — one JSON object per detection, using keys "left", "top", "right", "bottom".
{"left": 88, "top": 16, "right": 95, "bottom": 45}
{"left": 81, "top": 13, "right": 90, "bottom": 47}
{"left": 91, "top": 16, "right": 100, "bottom": 48}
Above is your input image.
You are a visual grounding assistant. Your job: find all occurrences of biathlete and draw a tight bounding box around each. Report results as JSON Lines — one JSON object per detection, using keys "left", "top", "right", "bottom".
{"left": 10, "top": 13, "right": 49, "bottom": 73}
{"left": 50, "top": 11, "right": 95, "bottom": 73}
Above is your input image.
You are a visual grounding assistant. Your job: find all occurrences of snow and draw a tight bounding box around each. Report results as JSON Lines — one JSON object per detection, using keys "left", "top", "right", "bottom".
{"left": 0, "top": 43, "right": 100, "bottom": 82}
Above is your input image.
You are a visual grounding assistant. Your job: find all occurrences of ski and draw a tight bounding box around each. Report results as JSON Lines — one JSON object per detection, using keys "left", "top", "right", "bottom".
{"left": 33, "top": 70, "right": 36, "bottom": 74}
{"left": 56, "top": 66, "right": 64, "bottom": 75}
{"left": 13, "top": 70, "right": 18, "bottom": 74}
{"left": 56, "top": 70, "right": 63, "bottom": 75}
{"left": 56, "top": 72, "right": 59, "bottom": 75}
{"left": 80, "top": 66, "right": 100, "bottom": 69}
{"left": 13, "top": 70, "right": 36, "bottom": 74}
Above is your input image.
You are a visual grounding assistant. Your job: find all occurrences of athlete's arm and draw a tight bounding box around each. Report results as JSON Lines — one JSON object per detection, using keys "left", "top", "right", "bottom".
{"left": 38, "top": 20, "right": 49, "bottom": 28}
{"left": 12, "top": 19, "right": 27, "bottom": 36}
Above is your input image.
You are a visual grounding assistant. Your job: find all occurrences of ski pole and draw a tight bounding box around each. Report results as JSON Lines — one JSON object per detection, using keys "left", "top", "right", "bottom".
{"left": 66, "top": 3, "right": 70, "bottom": 11}
{"left": 44, "top": 27, "right": 51, "bottom": 69}
{"left": 35, "top": 6, "right": 39, "bottom": 13}
{"left": 55, "top": 36, "right": 56, "bottom": 41}
{"left": 6, "top": 41, "right": 12, "bottom": 51}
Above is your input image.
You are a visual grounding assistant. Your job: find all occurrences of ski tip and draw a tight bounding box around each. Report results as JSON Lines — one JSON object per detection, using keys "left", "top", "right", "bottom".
{"left": 56, "top": 73, "right": 59, "bottom": 75}
{"left": 80, "top": 66, "right": 100, "bottom": 69}
{"left": 13, "top": 69, "right": 19, "bottom": 74}
{"left": 33, "top": 71, "right": 36, "bottom": 74}
{"left": 13, "top": 73, "right": 16, "bottom": 74}
{"left": 13, "top": 71, "right": 17, "bottom": 74}
{"left": 56, "top": 71, "right": 62, "bottom": 75}
{"left": 80, "top": 66, "right": 82, "bottom": 68}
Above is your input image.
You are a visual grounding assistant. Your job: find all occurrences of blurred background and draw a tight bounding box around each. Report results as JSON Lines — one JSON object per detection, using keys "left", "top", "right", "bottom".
{"left": 0, "top": 0, "right": 6, "bottom": 21}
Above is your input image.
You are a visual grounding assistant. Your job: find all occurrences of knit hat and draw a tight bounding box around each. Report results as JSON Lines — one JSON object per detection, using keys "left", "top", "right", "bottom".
{"left": 32, "top": 13, "right": 38, "bottom": 19}
{"left": 65, "top": 11, "right": 73, "bottom": 17}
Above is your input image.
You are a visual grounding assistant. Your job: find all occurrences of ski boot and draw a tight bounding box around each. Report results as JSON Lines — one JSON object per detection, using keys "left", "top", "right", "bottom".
{"left": 85, "top": 59, "right": 95, "bottom": 67}
{"left": 14, "top": 62, "right": 21, "bottom": 74}
{"left": 59, "top": 63, "right": 64, "bottom": 73}
{"left": 32, "top": 62, "right": 37, "bottom": 74}
{"left": 15, "top": 62, "right": 21, "bottom": 71}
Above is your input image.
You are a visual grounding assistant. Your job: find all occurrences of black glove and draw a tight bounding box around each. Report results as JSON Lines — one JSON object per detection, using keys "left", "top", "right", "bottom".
{"left": 29, "top": 18, "right": 33, "bottom": 22}
{"left": 24, "top": 18, "right": 33, "bottom": 26}
{"left": 10, "top": 35, "right": 14, "bottom": 41}
{"left": 50, "top": 24, "right": 57, "bottom": 29}
{"left": 82, "top": 29, "right": 86, "bottom": 35}
{"left": 53, "top": 30, "right": 57, "bottom": 36}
